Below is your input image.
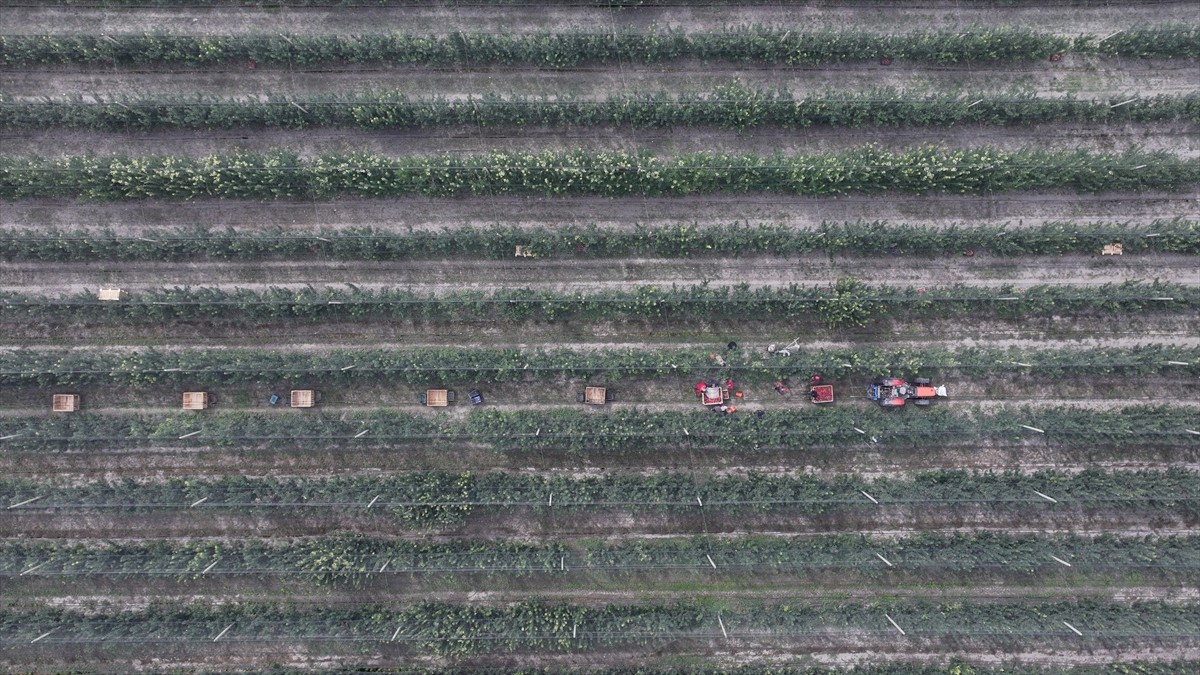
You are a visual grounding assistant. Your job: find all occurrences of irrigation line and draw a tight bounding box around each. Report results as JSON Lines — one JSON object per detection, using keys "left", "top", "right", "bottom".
{"left": 1, "top": 357, "right": 1196, "bottom": 376}
{"left": 6, "top": 495, "right": 1200, "bottom": 512}
{"left": 5, "top": 559, "right": 1200, "bottom": 579}
{"left": 3, "top": 295, "right": 1196, "bottom": 307}
{"left": 4, "top": 628, "right": 1198, "bottom": 648}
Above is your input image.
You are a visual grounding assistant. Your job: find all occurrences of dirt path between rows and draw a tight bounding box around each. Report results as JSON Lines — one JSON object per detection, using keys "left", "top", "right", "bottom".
{"left": 4, "top": 2, "right": 1193, "bottom": 36}
{"left": 4, "top": 314, "right": 1196, "bottom": 349}
{"left": 4, "top": 253, "right": 1195, "bottom": 295}
{"left": 4, "top": 56, "right": 1195, "bottom": 100}
{"left": 3, "top": 193, "right": 1195, "bottom": 233}
{"left": 5, "top": 121, "right": 1195, "bottom": 159}
{"left": 6, "top": 335, "right": 1200, "bottom": 352}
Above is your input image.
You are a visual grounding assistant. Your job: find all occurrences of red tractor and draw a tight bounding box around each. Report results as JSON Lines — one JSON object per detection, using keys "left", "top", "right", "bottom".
{"left": 866, "top": 377, "right": 947, "bottom": 408}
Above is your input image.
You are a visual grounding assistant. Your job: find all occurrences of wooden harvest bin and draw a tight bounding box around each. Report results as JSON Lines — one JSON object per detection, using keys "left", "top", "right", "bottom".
{"left": 290, "top": 390, "right": 316, "bottom": 408}
{"left": 425, "top": 389, "right": 449, "bottom": 407}
{"left": 52, "top": 394, "right": 80, "bottom": 412}
{"left": 182, "top": 392, "right": 209, "bottom": 410}
{"left": 96, "top": 288, "right": 124, "bottom": 301}
{"left": 584, "top": 387, "right": 607, "bottom": 405}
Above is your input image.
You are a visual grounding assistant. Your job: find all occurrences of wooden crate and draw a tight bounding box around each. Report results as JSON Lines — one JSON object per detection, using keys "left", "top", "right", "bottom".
{"left": 97, "top": 288, "right": 124, "bottom": 301}
{"left": 425, "top": 389, "right": 449, "bottom": 407}
{"left": 52, "top": 394, "right": 80, "bottom": 412}
{"left": 182, "top": 392, "right": 209, "bottom": 410}
{"left": 584, "top": 387, "right": 607, "bottom": 405}
{"left": 290, "top": 390, "right": 316, "bottom": 408}
{"left": 1102, "top": 243, "right": 1123, "bottom": 256}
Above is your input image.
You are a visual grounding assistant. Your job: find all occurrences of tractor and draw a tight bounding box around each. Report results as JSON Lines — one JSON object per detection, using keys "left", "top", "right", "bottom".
{"left": 866, "top": 377, "right": 947, "bottom": 408}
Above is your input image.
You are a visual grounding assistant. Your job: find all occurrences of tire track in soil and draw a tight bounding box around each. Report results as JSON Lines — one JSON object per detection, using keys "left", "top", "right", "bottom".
{"left": 4, "top": 315, "right": 1196, "bottom": 348}
{"left": 3, "top": 254, "right": 1196, "bottom": 294}
{"left": 15, "top": 587, "right": 1196, "bottom": 615}
{"left": 4, "top": 120, "right": 1197, "bottom": 159}
{"left": 4, "top": 2, "right": 1194, "bottom": 36}
{"left": 2, "top": 194, "right": 1196, "bottom": 233}
{"left": 3, "top": 57, "right": 1196, "bottom": 99}
{"left": 2, "top": 509, "right": 1195, "bottom": 541}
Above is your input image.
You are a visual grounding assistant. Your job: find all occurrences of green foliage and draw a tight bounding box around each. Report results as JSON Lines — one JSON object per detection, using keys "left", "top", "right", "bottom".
{"left": 3, "top": 468, "right": 1199, "bottom": 528}
{"left": 0, "top": 27, "right": 1079, "bottom": 68}
{"left": 4, "top": 87, "right": 1196, "bottom": 131}
{"left": 2, "top": 532, "right": 1196, "bottom": 583}
{"left": 0, "top": 599, "right": 1195, "bottom": 656}
{"left": 3, "top": 343, "right": 1196, "bottom": 388}
{"left": 3, "top": 147, "right": 1196, "bottom": 200}
{"left": 1, "top": 281, "right": 1195, "bottom": 326}
{"left": 0, "top": 26, "right": 1193, "bottom": 68}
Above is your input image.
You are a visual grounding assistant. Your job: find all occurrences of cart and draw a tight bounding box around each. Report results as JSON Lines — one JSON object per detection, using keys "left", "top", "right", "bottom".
{"left": 809, "top": 385, "right": 834, "bottom": 404}
{"left": 290, "top": 390, "right": 319, "bottom": 408}
{"left": 52, "top": 394, "right": 80, "bottom": 412}
{"left": 700, "top": 385, "right": 729, "bottom": 406}
{"left": 182, "top": 392, "right": 209, "bottom": 410}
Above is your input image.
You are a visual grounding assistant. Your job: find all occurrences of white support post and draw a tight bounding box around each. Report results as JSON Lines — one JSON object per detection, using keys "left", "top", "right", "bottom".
{"left": 190, "top": 497, "right": 208, "bottom": 508}
{"left": 0, "top": 434, "right": 22, "bottom": 441}
{"left": 30, "top": 629, "right": 55, "bottom": 644}
{"left": 201, "top": 559, "right": 220, "bottom": 575}
{"left": 561, "top": 556, "right": 566, "bottom": 571}
{"left": 860, "top": 490, "right": 879, "bottom": 504}
{"left": 1019, "top": 425, "right": 1045, "bottom": 434}
{"left": 379, "top": 560, "right": 390, "bottom": 573}
{"left": 20, "top": 561, "right": 48, "bottom": 576}
{"left": 1187, "top": 430, "right": 1200, "bottom": 436}
{"left": 8, "top": 496, "right": 43, "bottom": 509}
{"left": 717, "top": 615, "right": 729, "bottom": 639}
{"left": 1062, "top": 621, "right": 1083, "bottom": 636}
{"left": 853, "top": 427, "right": 866, "bottom": 435}
{"left": 1032, "top": 490, "right": 1058, "bottom": 504}
{"left": 683, "top": 428, "right": 689, "bottom": 436}
{"left": 696, "top": 496, "right": 703, "bottom": 507}
{"left": 367, "top": 495, "right": 380, "bottom": 509}
{"left": 1109, "top": 98, "right": 1138, "bottom": 109}
{"left": 213, "top": 624, "right": 233, "bottom": 642}
{"left": 340, "top": 365, "right": 356, "bottom": 371}
{"left": 391, "top": 625, "right": 403, "bottom": 642}
{"left": 572, "top": 624, "right": 577, "bottom": 639}
{"left": 706, "top": 554, "right": 717, "bottom": 569}
{"left": 1167, "top": 361, "right": 1192, "bottom": 366}
{"left": 875, "top": 553, "right": 894, "bottom": 568}
{"left": 966, "top": 99, "right": 983, "bottom": 108}
{"left": 1050, "top": 555, "right": 1072, "bottom": 567}
{"left": 885, "top": 614, "right": 906, "bottom": 636}
{"left": 178, "top": 431, "right": 202, "bottom": 439}
{"left": 354, "top": 430, "right": 368, "bottom": 438}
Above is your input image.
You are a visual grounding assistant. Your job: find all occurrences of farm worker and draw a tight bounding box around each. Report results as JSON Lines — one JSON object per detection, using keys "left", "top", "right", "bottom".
{"left": 727, "top": 406, "right": 737, "bottom": 414}
{"left": 695, "top": 382, "right": 706, "bottom": 397}
{"left": 810, "top": 374, "right": 822, "bottom": 385}
{"left": 735, "top": 391, "right": 744, "bottom": 399}
{"left": 717, "top": 405, "right": 728, "bottom": 413}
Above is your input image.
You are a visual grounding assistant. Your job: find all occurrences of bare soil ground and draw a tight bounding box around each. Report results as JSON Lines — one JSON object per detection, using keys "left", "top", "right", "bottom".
{"left": 4, "top": 56, "right": 1197, "bottom": 100}
{"left": 4, "top": 253, "right": 1196, "bottom": 295}
{"left": 5, "top": 121, "right": 1197, "bottom": 159}
{"left": 3, "top": 312, "right": 1196, "bottom": 348}
{"left": 3, "top": 1, "right": 1193, "bottom": 36}
{"left": 2, "top": 193, "right": 1196, "bottom": 233}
